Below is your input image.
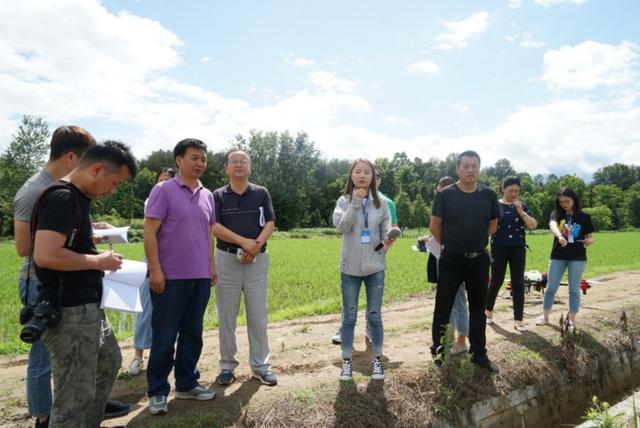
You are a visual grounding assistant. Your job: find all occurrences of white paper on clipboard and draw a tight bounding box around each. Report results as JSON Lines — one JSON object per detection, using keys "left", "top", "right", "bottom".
{"left": 100, "top": 260, "right": 146, "bottom": 313}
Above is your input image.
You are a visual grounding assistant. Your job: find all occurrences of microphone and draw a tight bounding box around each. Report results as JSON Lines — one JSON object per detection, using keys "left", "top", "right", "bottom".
{"left": 375, "top": 227, "right": 402, "bottom": 251}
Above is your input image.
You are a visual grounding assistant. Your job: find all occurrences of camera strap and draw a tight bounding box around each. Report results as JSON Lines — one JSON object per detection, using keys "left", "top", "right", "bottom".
{"left": 26, "top": 182, "right": 82, "bottom": 304}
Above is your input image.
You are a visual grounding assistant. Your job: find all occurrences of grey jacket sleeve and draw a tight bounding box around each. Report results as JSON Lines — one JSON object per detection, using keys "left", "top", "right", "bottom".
{"left": 378, "top": 203, "right": 391, "bottom": 242}
{"left": 333, "top": 195, "right": 361, "bottom": 233}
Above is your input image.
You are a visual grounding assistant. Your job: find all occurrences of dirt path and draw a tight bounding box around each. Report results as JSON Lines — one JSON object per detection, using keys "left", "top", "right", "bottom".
{"left": 1, "top": 271, "right": 640, "bottom": 427}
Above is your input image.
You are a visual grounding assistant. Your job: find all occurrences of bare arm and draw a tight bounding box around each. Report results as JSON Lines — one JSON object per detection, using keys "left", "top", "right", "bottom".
{"left": 14, "top": 220, "right": 30, "bottom": 257}
{"left": 144, "top": 217, "right": 165, "bottom": 293}
{"left": 429, "top": 215, "right": 443, "bottom": 245}
{"left": 549, "top": 220, "right": 568, "bottom": 247}
{"left": 213, "top": 223, "right": 262, "bottom": 255}
{"left": 514, "top": 202, "right": 537, "bottom": 230}
{"left": 256, "top": 221, "right": 275, "bottom": 246}
{"left": 33, "top": 230, "right": 122, "bottom": 271}
{"left": 210, "top": 226, "right": 217, "bottom": 285}
{"left": 488, "top": 218, "right": 498, "bottom": 236}
{"left": 580, "top": 233, "right": 594, "bottom": 247}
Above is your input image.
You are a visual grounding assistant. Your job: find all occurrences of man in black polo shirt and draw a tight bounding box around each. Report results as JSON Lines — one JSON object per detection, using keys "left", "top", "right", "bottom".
{"left": 33, "top": 141, "right": 137, "bottom": 426}
{"left": 429, "top": 150, "right": 500, "bottom": 373}
{"left": 212, "top": 150, "right": 277, "bottom": 387}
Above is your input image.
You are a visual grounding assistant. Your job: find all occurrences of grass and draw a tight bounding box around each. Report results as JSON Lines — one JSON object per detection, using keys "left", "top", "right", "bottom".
{"left": 1, "top": 230, "right": 639, "bottom": 355}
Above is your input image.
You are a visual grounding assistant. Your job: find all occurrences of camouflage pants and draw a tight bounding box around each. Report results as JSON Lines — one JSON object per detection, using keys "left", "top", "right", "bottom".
{"left": 42, "top": 304, "right": 121, "bottom": 428}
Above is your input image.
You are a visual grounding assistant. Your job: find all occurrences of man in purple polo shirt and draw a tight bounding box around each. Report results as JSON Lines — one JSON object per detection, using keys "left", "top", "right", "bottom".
{"left": 144, "top": 138, "right": 217, "bottom": 415}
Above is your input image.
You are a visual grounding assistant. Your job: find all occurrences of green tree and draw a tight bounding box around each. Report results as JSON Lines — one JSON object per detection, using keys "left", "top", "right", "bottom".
{"left": 236, "top": 131, "right": 320, "bottom": 230}
{"left": 623, "top": 189, "right": 640, "bottom": 228}
{"left": 0, "top": 115, "right": 50, "bottom": 237}
{"left": 411, "top": 194, "right": 429, "bottom": 228}
{"left": 394, "top": 191, "right": 413, "bottom": 229}
{"left": 593, "top": 163, "right": 638, "bottom": 190}
{"left": 589, "top": 184, "right": 625, "bottom": 228}
{"left": 139, "top": 149, "right": 175, "bottom": 173}
{"left": 483, "top": 158, "right": 516, "bottom": 181}
{"left": 583, "top": 206, "right": 613, "bottom": 230}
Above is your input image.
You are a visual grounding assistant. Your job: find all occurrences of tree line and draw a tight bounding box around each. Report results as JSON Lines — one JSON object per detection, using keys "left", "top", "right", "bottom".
{"left": 1, "top": 115, "right": 640, "bottom": 238}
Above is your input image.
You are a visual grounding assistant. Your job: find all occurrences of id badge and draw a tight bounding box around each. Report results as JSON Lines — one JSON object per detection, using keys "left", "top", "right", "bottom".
{"left": 568, "top": 234, "right": 574, "bottom": 244}
{"left": 361, "top": 230, "right": 371, "bottom": 244}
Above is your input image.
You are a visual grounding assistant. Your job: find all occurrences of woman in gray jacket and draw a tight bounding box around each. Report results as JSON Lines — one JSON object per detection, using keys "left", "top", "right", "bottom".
{"left": 333, "top": 159, "right": 393, "bottom": 381}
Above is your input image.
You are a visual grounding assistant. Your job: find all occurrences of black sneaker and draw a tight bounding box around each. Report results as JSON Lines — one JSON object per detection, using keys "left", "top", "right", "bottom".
{"left": 253, "top": 370, "right": 278, "bottom": 386}
{"left": 104, "top": 400, "right": 130, "bottom": 419}
{"left": 35, "top": 417, "right": 49, "bottom": 428}
{"left": 216, "top": 369, "right": 236, "bottom": 386}
{"left": 473, "top": 357, "right": 500, "bottom": 374}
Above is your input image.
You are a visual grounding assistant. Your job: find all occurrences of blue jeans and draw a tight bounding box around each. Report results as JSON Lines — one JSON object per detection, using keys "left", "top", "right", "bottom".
{"left": 450, "top": 284, "right": 469, "bottom": 337}
{"left": 133, "top": 277, "right": 153, "bottom": 350}
{"left": 19, "top": 278, "right": 52, "bottom": 417}
{"left": 147, "top": 279, "right": 211, "bottom": 397}
{"left": 340, "top": 271, "right": 385, "bottom": 359}
{"left": 543, "top": 259, "right": 586, "bottom": 313}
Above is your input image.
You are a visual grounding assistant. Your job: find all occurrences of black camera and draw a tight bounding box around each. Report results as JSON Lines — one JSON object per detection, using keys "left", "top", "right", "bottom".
{"left": 19, "top": 304, "right": 34, "bottom": 325}
{"left": 20, "top": 301, "right": 61, "bottom": 344}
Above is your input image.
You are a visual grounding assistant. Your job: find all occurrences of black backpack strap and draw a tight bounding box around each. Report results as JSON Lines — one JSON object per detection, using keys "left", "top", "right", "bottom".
{"left": 25, "top": 182, "right": 82, "bottom": 300}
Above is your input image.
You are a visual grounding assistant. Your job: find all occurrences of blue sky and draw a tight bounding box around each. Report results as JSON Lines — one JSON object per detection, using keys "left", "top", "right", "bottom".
{"left": 0, "top": 0, "right": 638, "bottom": 178}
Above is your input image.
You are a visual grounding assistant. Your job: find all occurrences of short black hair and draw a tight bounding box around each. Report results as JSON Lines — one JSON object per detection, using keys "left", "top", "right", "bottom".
{"left": 501, "top": 176, "right": 521, "bottom": 190}
{"left": 155, "top": 167, "right": 176, "bottom": 182}
{"left": 456, "top": 150, "right": 481, "bottom": 168}
{"left": 174, "top": 138, "right": 208, "bottom": 160}
{"left": 437, "top": 176, "right": 455, "bottom": 188}
{"left": 49, "top": 126, "right": 96, "bottom": 160}
{"left": 79, "top": 140, "right": 138, "bottom": 177}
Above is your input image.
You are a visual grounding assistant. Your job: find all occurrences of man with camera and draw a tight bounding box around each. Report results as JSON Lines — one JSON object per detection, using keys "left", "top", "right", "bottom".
{"left": 30, "top": 141, "right": 137, "bottom": 427}
{"left": 13, "top": 127, "right": 129, "bottom": 427}
{"left": 212, "top": 150, "right": 277, "bottom": 387}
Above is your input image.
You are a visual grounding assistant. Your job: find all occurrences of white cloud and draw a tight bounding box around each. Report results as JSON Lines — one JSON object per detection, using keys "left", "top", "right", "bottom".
{"left": 458, "top": 99, "right": 640, "bottom": 176}
{"left": 384, "top": 115, "right": 412, "bottom": 126}
{"left": 534, "top": 0, "right": 588, "bottom": 8}
{"left": 520, "top": 38, "right": 547, "bottom": 49}
{"left": 542, "top": 41, "right": 639, "bottom": 91}
{"left": 200, "top": 56, "right": 212, "bottom": 63}
{"left": 508, "top": 0, "right": 523, "bottom": 9}
{"left": 506, "top": 33, "right": 547, "bottom": 48}
{"left": 0, "top": 0, "right": 371, "bottom": 157}
{"left": 435, "top": 11, "right": 490, "bottom": 50}
{"left": 450, "top": 104, "right": 471, "bottom": 114}
{"left": 407, "top": 60, "right": 440, "bottom": 75}
{"left": 291, "top": 57, "right": 315, "bottom": 68}
{"left": 308, "top": 71, "right": 356, "bottom": 92}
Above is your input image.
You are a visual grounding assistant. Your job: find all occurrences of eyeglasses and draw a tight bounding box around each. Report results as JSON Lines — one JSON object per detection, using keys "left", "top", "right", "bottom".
{"left": 228, "top": 160, "right": 249, "bottom": 166}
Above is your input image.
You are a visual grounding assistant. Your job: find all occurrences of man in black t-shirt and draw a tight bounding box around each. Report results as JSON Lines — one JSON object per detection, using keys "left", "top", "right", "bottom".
{"left": 33, "top": 141, "right": 137, "bottom": 427}
{"left": 429, "top": 150, "right": 500, "bottom": 373}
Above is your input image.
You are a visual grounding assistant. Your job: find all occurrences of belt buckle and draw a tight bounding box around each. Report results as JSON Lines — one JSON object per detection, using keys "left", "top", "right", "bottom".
{"left": 465, "top": 251, "right": 479, "bottom": 258}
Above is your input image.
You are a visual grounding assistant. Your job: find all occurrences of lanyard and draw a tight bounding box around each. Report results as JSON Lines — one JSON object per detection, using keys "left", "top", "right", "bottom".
{"left": 362, "top": 198, "right": 369, "bottom": 229}
{"left": 566, "top": 213, "right": 573, "bottom": 225}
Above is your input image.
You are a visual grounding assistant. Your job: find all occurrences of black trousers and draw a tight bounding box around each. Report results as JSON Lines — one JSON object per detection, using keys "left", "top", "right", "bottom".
{"left": 486, "top": 245, "right": 526, "bottom": 321}
{"left": 430, "top": 250, "right": 490, "bottom": 361}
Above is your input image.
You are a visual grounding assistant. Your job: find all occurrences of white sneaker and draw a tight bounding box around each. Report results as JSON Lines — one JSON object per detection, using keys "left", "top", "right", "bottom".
{"left": 535, "top": 315, "right": 548, "bottom": 326}
{"left": 566, "top": 320, "right": 576, "bottom": 333}
{"left": 339, "top": 359, "right": 352, "bottom": 381}
{"left": 332, "top": 328, "right": 342, "bottom": 345}
{"left": 371, "top": 357, "right": 384, "bottom": 380}
{"left": 127, "top": 357, "right": 143, "bottom": 375}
